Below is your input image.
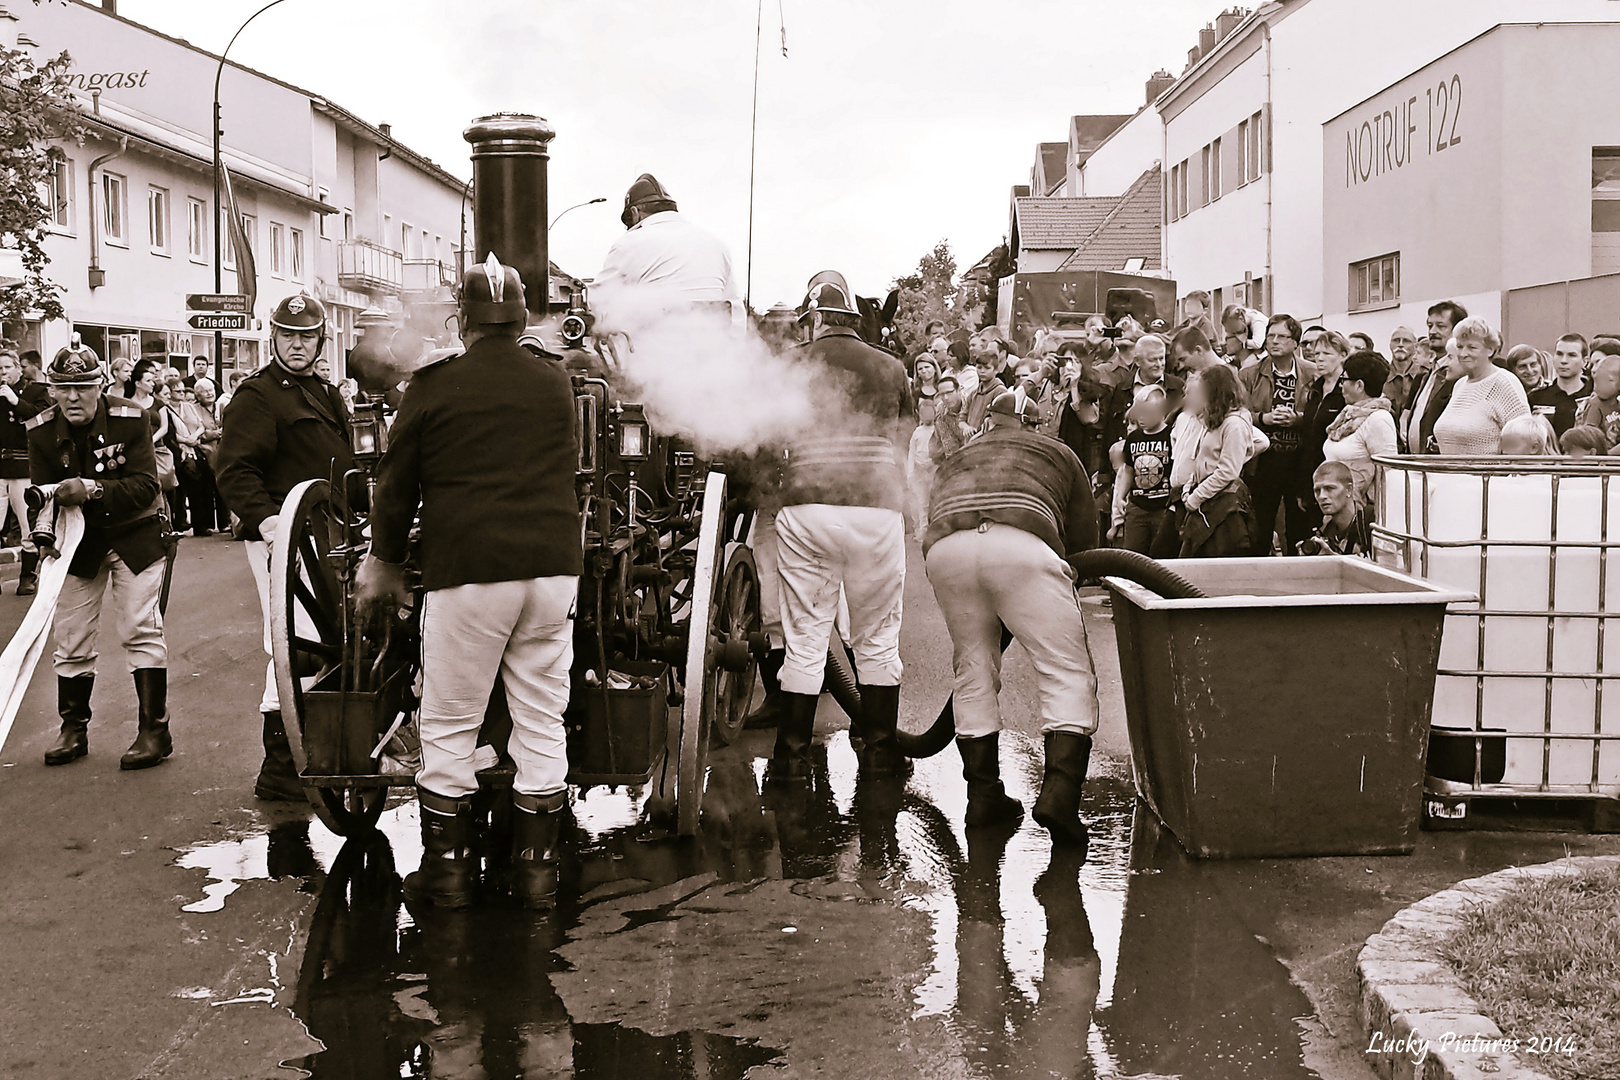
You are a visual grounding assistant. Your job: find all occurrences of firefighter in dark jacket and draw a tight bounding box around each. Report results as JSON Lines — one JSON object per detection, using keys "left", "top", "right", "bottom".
{"left": 0, "top": 347, "right": 54, "bottom": 594}
{"left": 923, "top": 390, "right": 1099, "bottom": 845}
{"left": 770, "top": 271, "right": 913, "bottom": 782}
{"left": 216, "top": 293, "right": 356, "bottom": 802}
{"left": 27, "top": 344, "right": 172, "bottom": 770}
{"left": 355, "top": 255, "right": 583, "bottom": 911}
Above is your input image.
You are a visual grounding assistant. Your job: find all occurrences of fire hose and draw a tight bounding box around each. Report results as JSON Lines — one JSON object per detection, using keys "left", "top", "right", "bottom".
{"left": 0, "top": 491, "right": 84, "bottom": 754}
{"left": 823, "top": 549, "right": 1207, "bottom": 759}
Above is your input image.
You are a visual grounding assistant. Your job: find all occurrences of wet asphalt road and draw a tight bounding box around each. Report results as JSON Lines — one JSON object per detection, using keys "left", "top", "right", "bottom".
{"left": 2, "top": 535, "right": 1618, "bottom": 1080}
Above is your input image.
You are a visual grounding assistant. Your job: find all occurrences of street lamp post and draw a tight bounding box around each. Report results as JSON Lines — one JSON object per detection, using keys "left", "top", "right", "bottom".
{"left": 214, "top": 0, "right": 291, "bottom": 389}
{"left": 549, "top": 197, "right": 606, "bottom": 231}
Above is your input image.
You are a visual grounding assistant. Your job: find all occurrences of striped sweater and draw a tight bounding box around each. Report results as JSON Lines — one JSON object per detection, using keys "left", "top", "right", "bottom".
{"left": 923, "top": 427, "right": 1098, "bottom": 562}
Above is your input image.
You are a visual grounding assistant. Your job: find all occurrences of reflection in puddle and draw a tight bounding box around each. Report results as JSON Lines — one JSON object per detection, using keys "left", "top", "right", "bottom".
{"left": 174, "top": 728, "right": 1328, "bottom": 1078}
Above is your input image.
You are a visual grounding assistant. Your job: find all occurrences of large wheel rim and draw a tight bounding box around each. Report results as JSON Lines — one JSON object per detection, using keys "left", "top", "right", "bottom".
{"left": 708, "top": 546, "right": 761, "bottom": 748}
{"left": 677, "top": 472, "right": 728, "bottom": 837}
{"left": 268, "top": 479, "right": 386, "bottom": 835}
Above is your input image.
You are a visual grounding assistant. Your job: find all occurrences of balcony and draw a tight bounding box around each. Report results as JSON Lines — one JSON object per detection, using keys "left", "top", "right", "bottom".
{"left": 337, "top": 238, "right": 403, "bottom": 295}
{"left": 403, "top": 259, "right": 457, "bottom": 293}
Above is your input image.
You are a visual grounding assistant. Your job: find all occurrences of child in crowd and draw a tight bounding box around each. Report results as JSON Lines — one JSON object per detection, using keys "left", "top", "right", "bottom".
{"left": 1109, "top": 386, "right": 1174, "bottom": 554}
{"left": 1561, "top": 424, "right": 1612, "bottom": 458}
{"left": 1498, "top": 414, "right": 1559, "bottom": 456}
{"left": 1298, "top": 461, "right": 1372, "bottom": 557}
{"left": 1167, "top": 364, "right": 1266, "bottom": 557}
{"left": 1574, "top": 352, "right": 1620, "bottom": 447}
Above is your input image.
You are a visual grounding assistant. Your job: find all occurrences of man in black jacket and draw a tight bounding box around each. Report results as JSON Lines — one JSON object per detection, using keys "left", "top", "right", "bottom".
{"left": 924, "top": 391, "right": 1099, "bottom": 845}
{"left": 356, "top": 255, "right": 583, "bottom": 911}
{"left": 27, "top": 344, "right": 171, "bottom": 770}
{"left": 0, "top": 348, "right": 53, "bottom": 594}
{"left": 216, "top": 293, "right": 356, "bottom": 802}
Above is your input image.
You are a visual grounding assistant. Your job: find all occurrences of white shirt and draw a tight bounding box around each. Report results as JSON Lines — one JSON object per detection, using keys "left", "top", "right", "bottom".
{"left": 592, "top": 210, "right": 738, "bottom": 331}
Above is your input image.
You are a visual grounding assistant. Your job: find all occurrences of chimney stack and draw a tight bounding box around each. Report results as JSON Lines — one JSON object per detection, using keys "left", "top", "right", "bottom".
{"left": 102, "top": 0, "right": 117, "bottom": 12}
{"left": 1145, "top": 69, "right": 1176, "bottom": 106}
{"left": 1216, "top": 8, "right": 1245, "bottom": 39}
{"left": 1199, "top": 25, "right": 1218, "bottom": 54}
{"left": 378, "top": 123, "right": 392, "bottom": 139}
{"left": 463, "top": 113, "right": 555, "bottom": 322}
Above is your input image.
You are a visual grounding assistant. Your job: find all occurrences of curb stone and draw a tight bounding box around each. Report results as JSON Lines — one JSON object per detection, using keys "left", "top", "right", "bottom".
{"left": 1356, "top": 854, "right": 1620, "bottom": 1080}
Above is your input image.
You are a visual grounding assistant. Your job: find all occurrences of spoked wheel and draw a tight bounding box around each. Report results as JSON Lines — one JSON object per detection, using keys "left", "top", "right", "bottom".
{"left": 708, "top": 546, "right": 762, "bottom": 748}
{"left": 270, "top": 479, "right": 388, "bottom": 836}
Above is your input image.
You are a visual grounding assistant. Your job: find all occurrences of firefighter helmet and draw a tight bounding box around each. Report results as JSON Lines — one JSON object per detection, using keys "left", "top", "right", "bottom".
{"left": 460, "top": 252, "right": 527, "bottom": 325}
{"left": 796, "top": 270, "right": 860, "bottom": 322}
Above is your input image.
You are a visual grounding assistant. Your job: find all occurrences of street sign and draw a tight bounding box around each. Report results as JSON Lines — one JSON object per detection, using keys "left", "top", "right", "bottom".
{"left": 188, "top": 312, "right": 250, "bottom": 331}
{"left": 186, "top": 293, "right": 250, "bottom": 313}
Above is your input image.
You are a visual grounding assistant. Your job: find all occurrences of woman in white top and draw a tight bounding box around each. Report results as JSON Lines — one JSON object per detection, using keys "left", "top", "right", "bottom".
{"left": 1322, "top": 351, "right": 1399, "bottom": 505}
{"left": 1432, "top": 318, "right": 1530, "bottom": 454}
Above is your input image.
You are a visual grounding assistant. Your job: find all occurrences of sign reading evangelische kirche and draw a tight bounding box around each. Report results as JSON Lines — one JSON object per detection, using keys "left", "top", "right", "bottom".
{"left": 62, "top": 69, "right": 151, "bottom": 91}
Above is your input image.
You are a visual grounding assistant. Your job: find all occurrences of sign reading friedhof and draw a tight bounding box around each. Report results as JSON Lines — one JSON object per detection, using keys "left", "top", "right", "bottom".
{"left": 188, "top": 312, "right": 250, "bottom": 331}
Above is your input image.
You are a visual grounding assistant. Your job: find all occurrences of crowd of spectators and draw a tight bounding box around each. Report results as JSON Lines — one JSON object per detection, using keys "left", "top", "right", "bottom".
{"left": 903, "top": 296, "right": 1620, "bottom": 560}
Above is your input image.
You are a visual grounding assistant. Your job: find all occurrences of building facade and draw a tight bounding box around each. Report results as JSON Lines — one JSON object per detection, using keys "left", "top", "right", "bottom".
{"left": 3, "top": 0, "right": 467, "bottom": 379}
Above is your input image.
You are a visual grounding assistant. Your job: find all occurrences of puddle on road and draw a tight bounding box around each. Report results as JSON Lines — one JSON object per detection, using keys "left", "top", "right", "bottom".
{"left": 173, "top": 731, "right": 1327, "bottom": 1079}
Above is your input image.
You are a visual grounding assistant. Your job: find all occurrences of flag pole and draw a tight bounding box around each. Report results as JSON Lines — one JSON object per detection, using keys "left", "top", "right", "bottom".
{"left": 745, "top": 0, "right": 763, "bottom": 313}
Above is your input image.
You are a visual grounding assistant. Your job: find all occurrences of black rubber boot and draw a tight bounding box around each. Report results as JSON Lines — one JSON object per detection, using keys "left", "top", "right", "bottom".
{"left": 405, "top": 789, "right": 477, "bottom": 909}
{"left": 855, "top": 683, "right": 910, "bottom": 778}
{"left": 765, "top": 692, "right": 819, "bottom": 784}
{"left": 743, "top": 649, "right": 788, "bottom": 729}
{"left": 959, "top": 820, "right": 1014, "bottom": 924}
{"left": 254, "top": 711, "right": 304, "bottom": 801}
{"left": 511, "top": 791, "right": 567, "bottom": 910}
{"left": 957, "top": 733, "right": 1024, "bottom": 830}
{"left": 120, "top": 668, "right": 172, "bottom": 770}
{"left": 15, "top": 550, "right": 39, "bottom": 596}
{"left": 45, "top": 674, "right": 94, "bottom": 766}
{"left": 1033, "top": 845, "right": 1095, "bottom": 956}
{"left": 1032, "top": 732, "right": 1092, "bottom": 847}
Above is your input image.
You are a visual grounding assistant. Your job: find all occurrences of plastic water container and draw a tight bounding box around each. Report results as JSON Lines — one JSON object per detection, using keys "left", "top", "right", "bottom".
{"left": 1376, "top": 457, "right": 1620, "bottom": 798}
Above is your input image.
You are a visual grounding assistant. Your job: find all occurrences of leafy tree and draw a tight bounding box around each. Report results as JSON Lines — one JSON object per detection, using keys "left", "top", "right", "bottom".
{"left": 1, "top": 40, "right": 86, "bottom": 326}
{"left": 890, "top": 240, "right": 972, "bottom": 357}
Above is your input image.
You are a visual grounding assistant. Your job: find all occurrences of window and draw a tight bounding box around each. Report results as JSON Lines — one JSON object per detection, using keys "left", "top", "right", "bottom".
{"left": 270, "top": 221, "right": 285, "bottom": 276}
{"left": 102, "top": 172, "right": 127, "bottom": 244}
{"left": 187, "top": 197, "right": 207, "bottom": 260}
{"left": 1209, "top": 136, "right": 1222, "bottom": 200}
{"left": 289, "top": 227, "right": 304, "bottom": 280}
{"left": 401, "top": 222, "right": 413, "bottom": 259}
{"left": 317, "top": 187, "right": 331, "bottom": 238}
{"left": 1177, "top": 159, "right": 1189, "bottom": 217}
{"left": 241, "top": 214, "right": 257, "bottom": 257}
{"left": 44, "top": 158, "right": 73, "bottom": 231}
{"left": 1350, "top": 252, "right": 1400, "bottom": 311}
{"left": 1200, "top": 145, "right": 1211, "bottom": 204}
{"left": 1593, "top": 149, "right": 1620, "bottom": 275}
{"left": 148, "top": 186, "right": 170, "bottom": 253}
{"left": 1168, "top": 163, "right": 1180, "bottom": 221}
{"left": 342, "top": 211, "right": 354, "bottom": 240}
{"left": 1244, "top": 109, "right": 1264, "bottom": 183}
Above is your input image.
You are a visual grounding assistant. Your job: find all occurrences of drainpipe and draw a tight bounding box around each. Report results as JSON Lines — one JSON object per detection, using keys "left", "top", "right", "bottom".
{"left": 86, "top": 133, "right": 128, "bottom": 290}
{"left": 1262, "top": 17, "right": 1273, "bottom": 314}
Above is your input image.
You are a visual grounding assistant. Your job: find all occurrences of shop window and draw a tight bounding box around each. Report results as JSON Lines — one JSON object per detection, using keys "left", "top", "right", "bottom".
{"left": 44, "top": 158, "right": 73, "bottom": 232}
{"left": 1350, "top": 252, "right": 1400, "bottom": 311}
{"left": 188, "top": 197, "right": 207, "bottom": 261}
{"left": 103, "top": 172, "right": 127, "bottom": 245}
{"left": 290, "top": 228, "right": 304, "bottom": 281}
{"left": 148, "top": 186, "right": 170, "bottom": 254}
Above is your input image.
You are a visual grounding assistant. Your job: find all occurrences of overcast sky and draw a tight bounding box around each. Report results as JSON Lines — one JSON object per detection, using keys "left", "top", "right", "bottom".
{"left": 120, "top": 0, "right": 1221, "bottom": 309}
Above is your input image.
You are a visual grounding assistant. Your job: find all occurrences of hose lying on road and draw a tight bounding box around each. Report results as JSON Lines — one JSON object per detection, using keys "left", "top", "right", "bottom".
{"left": 884, "top": 548, "right": 1208, "bottom": 760}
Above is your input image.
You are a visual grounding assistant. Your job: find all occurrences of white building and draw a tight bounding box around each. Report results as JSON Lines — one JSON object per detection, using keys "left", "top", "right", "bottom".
{"left": 2, "top": 0, "right": 467, "bottom": 379}
{"left": 1158, "top": 0, "right": 1620, "bottom": 334}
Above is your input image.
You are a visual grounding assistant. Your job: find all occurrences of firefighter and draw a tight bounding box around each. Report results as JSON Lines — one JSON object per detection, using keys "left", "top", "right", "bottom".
{"left": 27, "top": 343, "right": 171, "bottom": 769}
{"left": 769, "top": 271, "right": 912, "bottom": 782}
{"left": 922, "top": 390, "right": 1099, "bottom": 845}
{"left": 217, "top": 293, "right": 357, "bottom": 802}
{"left": 591, "top": 173, "right": 739, "bottom": 331}
{"left": 356, "top": 255, "right": 583, "bottom": 911}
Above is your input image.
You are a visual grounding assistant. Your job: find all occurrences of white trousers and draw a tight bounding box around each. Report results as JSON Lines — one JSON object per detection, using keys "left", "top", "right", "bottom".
{"left": 418, "top": 576, "right": 576, "bottom": 799}
{"left": 53, "top": 551, "right": 167, "bottom": 677}
{"left": 1, "top": 478, "right": 35, "bottom": 552}
{"left": 750, "top": 509, "right": 784, "bottom": 648}
{"left": 924, "top": 524, "right": 1098, "bottom": 737}
{"left": 775, "top": 503, "right": 904, "bottom": 694}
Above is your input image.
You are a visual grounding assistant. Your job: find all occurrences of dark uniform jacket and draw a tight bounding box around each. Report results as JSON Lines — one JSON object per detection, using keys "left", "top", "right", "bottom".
{"left": 923, "top": 426, "right": 1098, "bottom": 566}
{"left": 781, "top": 326, "right": 912, "bottom": 512}
{"left": 369, "top": 335, "right": 583, "bottom": 592}
{"left": 216, "top": 363, "right": 355, "bottom": 541}
{"left": 0, "top": 377, "right": 52, "bottom": 479}
{"left": 27, "top": 395, "right": 166, "bottom": 576}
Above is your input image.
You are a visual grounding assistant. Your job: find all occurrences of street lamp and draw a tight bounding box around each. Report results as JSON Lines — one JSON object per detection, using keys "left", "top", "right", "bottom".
{"left": 549, "top": 197, "right": 606, "bottom": 231}
{"left": 214, "top": 0, "right": 292, "bottom": 389}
